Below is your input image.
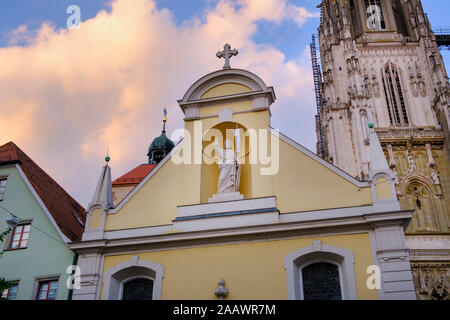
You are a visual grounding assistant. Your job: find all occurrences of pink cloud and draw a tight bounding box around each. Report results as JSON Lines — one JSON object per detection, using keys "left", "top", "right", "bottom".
{"left": 0, "top": 0, "right": 318, "bottom": 206}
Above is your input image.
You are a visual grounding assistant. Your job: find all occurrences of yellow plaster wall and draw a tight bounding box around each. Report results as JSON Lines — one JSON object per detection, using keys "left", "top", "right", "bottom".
{"left": 101, "top": 233, "right": 377, "bottom": 300}
{"left": 375, "top": 178, "right": 392, "bottom": 200}
{"left": 105, "top": 155, "right": 202, "bottom": 230}
{"left": 272, "top": 138, "right": 372, "bottom": 213}
{"left": 200, "top": 83, "right": 251, "bottom": 99}
{"left": 89, "top": 208, "right": 103, "bottom": 229}
{"left": 105, "top": 111, "right": 372, "bottom": 230}
{"left": 198, "top": 100, "right": 253, "bottom": 118}
{"left": 112, "top": 185, "right": 135, "bottom": 207}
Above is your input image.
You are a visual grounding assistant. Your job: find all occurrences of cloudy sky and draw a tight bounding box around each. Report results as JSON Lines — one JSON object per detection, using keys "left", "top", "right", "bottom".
{"left": 1, "top": 0, "right": 449, "bottom": 207}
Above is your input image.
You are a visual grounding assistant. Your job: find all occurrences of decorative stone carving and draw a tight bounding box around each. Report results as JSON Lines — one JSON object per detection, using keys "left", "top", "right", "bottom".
{"left": 214, "top": 279, "right": 229, "bottom": 300}
{"left": 411, "top": 263, "right": 450, "bottom": 300}
{"left": 407, "top": 150, "right": 418, "bottom": 173}
{"left": 425, "top": 144, "right": 436, "bottom": 168}
{"left": 431, "top": 170, "right": 440, "bottom": 185}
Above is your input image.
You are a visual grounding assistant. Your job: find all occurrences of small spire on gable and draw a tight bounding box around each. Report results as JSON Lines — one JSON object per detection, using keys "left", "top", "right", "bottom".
{"left": 105, "top": 147, "right": 111, "bottom": 165}
{"left": 368, "top": 122, "right": 390, "bottom": 174}
{"left": 89, "top": 154, "right": 113, "bottom": 211}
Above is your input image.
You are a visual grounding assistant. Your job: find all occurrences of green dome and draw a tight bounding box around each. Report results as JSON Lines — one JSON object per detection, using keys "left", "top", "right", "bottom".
{"left": 147, "top": 131, "right": 175, "bottom": 163}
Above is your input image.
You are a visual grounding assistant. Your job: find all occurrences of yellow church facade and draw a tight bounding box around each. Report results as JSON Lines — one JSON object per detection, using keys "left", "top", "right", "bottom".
{"left": 70, "top": 55, "right": 417, "bottom": 300}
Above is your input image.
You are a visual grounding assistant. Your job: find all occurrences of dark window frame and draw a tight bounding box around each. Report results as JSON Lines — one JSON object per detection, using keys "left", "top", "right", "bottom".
{"left": 0, "top": 177, "right": 8, "bottom": 201}
{"left": 2, "top": 281, "right": 19, "bottom": 300}
{"left": 8, "top": 222, "right": 31, "bottom": 250}
{"left": 301, "top": 261, "right": 343, "bottom": 300}
{"left": 36, "top": 279, "right": 59, "bottom": 300}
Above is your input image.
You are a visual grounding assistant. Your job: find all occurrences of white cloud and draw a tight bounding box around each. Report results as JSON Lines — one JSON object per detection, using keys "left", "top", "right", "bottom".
{"left": 0, "top": 0, "right": 318, "bottom": 206}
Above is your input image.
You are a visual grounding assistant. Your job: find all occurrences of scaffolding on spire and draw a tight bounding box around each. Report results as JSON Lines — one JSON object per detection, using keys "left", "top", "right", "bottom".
{"left": 310, "top": 34, "right": 325, "bottom": 158}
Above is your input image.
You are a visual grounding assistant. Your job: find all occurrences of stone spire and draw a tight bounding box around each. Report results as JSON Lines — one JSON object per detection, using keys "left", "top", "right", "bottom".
{"left": 368, "top": 123, "right": 390, "bottom": 174}
{"left": 367, "top": 122, "right": 399, "bottom": 211}
{"left": 88, "top": 155, "right": 113, "bottom": 211}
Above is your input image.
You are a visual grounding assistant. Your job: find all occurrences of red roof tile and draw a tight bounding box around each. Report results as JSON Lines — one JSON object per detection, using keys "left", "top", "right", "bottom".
{"left": 112, "top": 164, "right": 157, "bottom": 186}
{"left": 0, "top": 142, "right": 86, "bottom": 242}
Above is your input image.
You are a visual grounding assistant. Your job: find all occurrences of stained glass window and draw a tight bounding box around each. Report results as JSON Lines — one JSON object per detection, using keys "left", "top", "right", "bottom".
{"left": 382, "top": 63, "right": 409, "bottom": 127}
{"left": 302, "top": 262, "right": 342, "bottom": 300}
{"left": 122, "top": 278, "right": 153, "bottom": 300}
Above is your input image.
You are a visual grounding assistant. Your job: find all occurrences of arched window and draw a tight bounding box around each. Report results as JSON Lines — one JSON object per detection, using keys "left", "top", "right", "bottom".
{"left": 121, "top": 277, "right": 154, "bottom": 300}
{"left": 284, "top": 241, "right": 357, "bottom": 300}
{"left": 102, "top": 257, "right": 164, "bottom": 300}
{"left": 364, "top": 0, "right": 386, "bottom": 31}
{"left": 301, "top": 262, "right": 342, "bottom": 300}
{"left": 392, "top": 0, "right": 409, "bottom": 37}
{"left": 382, "top": 63, "right": 409, "bottom": 127}
{"left": 349, "top": 0, "right": 363, "bottom": 37}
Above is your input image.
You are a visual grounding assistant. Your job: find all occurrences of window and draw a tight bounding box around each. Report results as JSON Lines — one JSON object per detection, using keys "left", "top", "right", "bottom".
{"left": 284, "top": 241, "right": 357, "bottom": 300}
{"left": 392, "top": 0, "right": 408, "bottom": 36}
{"left": 121, "top": 278, "right": 154, "bottom": 300}
{"left": 0, "top": 178, "right": 7, "bottom": 200}
{"left": 382, "top": 63, "right": 409, "bottom": 126}
{"left": 36, "top": 280, "right": 58, "bottom": 300}
{"left": 103, "top": 257, "right": 164, "bottom": 300}
{"left": 9, "top": 223, "right": 31, "bottom": 249}
{"left": 2, "top": 282, "right": 19, "bottom": 300}
{"left": 302, "top": 262, "right": 342, "bottom": 300}
{"left": 364, "top": 0, "right": 386, "bottom": 31}
{"left": 349, "top": 0, "right": 363, "bottom": 36}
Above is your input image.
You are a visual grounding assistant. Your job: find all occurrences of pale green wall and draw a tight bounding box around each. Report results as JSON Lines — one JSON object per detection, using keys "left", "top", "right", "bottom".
{"left": 0, "top": 165, "right": 75, "bottom": 300}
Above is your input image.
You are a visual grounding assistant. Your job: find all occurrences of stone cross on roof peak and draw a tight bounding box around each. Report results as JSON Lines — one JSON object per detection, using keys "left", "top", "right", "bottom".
{"left": 216, "top": 43, "right": 238, "bottom": 70}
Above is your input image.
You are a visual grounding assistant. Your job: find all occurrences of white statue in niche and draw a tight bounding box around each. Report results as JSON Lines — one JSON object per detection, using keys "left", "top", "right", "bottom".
{"left": 214, "top": 137, "right": 241, "bottom": 194}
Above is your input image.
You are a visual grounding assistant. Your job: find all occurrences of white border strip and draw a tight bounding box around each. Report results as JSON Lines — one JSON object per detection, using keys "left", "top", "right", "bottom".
{"left": 15, "top": 164, "right": 70, "bottom": 243}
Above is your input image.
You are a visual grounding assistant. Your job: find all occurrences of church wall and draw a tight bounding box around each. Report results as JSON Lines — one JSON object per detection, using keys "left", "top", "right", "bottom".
{"left": 105, "top": 155, "right": 202, "bottom": 231}
{"left": 200, "top": 83, "right": 252, "bottom": 99}
{"left": 104, "top": 126, "right": 375, "bottom": 231}
{"left": 89, "top": 208, "right": 103, "bottom": 229}
{"left": 273, "top": 138, "right": 372, "bottom": 213}
{"left": 112, "top": 185, "right": 135, "bottom": 207}
{"left": 199, "top": 100, "right": 253, "bottom": 118}
{"left": 99, "top": 232, "right": 378, "bottom": 300}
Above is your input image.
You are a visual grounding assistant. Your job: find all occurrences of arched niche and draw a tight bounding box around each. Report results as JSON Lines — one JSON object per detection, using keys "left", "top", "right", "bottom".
{"left": 200, "top": 121, "right": 252, "bottom": 203}
{"left": 399, "top": 178, "right": 443, "bottom": 233}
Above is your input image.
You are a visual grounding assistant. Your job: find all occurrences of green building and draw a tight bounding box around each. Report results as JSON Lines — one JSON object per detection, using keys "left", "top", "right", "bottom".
{"left": 0, "top": 142, "right": 85, "bottom": 300}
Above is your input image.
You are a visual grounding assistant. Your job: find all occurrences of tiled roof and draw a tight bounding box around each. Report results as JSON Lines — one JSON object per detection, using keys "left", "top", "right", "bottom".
{"left": 0, "top": 142, "right": 86, "bottom": 241}
{"left": 112, "top": 164, "right": 157, "bottom": 186}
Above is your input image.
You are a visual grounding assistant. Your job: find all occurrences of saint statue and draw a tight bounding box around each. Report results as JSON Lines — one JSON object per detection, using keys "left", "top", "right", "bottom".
{"left": 214, "top": 138, "right": 241, "bottom": 194}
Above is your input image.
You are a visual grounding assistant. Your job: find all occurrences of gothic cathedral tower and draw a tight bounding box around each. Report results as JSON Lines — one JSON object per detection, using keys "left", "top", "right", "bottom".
{"left": 317, "top": 0, "right": 450, "bottom": 299}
